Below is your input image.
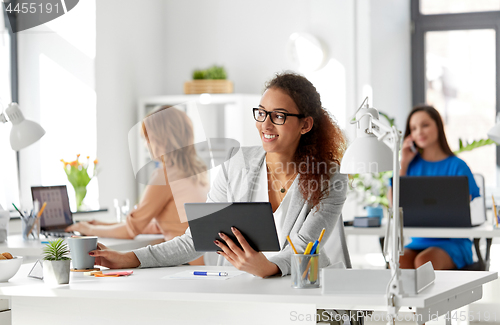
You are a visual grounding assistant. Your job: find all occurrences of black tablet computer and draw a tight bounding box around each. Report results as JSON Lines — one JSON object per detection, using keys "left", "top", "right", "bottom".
{"left": 185, "top": 202, "right": 280, "bottom": 252}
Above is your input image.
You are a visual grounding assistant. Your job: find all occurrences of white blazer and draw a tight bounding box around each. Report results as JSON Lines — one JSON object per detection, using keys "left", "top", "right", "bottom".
{"left": 133, "top": 146, "right": 351, "bottom": 276}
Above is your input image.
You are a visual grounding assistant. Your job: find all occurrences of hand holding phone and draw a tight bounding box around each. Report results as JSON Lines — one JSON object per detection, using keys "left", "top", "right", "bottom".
{"left": 410, "top": 141, "right": 417, "bottom": 153}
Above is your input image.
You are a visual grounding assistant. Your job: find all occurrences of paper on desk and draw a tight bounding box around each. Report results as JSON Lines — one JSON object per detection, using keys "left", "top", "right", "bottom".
{"left": 162, "top": 270, "right": 245, "bottom": 280}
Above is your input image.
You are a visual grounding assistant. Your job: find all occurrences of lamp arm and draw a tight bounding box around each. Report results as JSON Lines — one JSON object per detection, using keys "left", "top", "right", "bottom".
{"left": 385, "top": 125, "right": 404, "bottom": 325}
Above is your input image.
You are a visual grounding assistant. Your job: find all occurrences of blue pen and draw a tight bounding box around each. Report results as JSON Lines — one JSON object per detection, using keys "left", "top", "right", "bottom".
{"left": 193, "top": 271, "right": 228, "bottom": 277}
{"left": 310, "top": 240, "right": 319, "bottom": 255}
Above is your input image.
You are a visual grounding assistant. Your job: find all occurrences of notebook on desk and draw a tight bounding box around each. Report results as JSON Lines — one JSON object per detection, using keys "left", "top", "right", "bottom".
{"left": 399, "top": 176, "right": 481, "bottom": 228}
{"left": 31, "top": 185, "right": 76, "bottom": 237}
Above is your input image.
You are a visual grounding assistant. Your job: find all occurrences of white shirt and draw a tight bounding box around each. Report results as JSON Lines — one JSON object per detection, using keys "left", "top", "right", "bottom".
{"left": 252, "top": 158, "right": 298, "bottom": 258}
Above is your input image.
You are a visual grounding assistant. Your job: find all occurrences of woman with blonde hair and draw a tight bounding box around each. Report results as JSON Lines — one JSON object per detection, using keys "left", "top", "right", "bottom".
{"left": 67, "top": 106, "right": 209, "bottom": 264}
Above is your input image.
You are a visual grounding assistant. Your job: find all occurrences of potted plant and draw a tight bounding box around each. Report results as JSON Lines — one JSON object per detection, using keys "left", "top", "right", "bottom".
{"left": 184, "top": 65, "right": 233, "bottom": 94}
{"left": 42, "top": 239, "right": 71, "bottom": 285}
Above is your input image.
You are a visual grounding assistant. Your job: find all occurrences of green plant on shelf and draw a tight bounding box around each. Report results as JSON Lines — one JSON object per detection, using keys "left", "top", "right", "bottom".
{"left": 192, "top": 65, "right": 227, "bottom": 80}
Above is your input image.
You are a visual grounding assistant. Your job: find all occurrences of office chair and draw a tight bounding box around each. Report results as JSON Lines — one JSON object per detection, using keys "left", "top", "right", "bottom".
{"left": 460, "top": 174, "right": 492, "bottom": 271}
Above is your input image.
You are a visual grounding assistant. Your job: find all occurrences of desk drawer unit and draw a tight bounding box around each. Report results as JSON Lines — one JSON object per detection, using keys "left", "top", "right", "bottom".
{"left": 0, "top": 299, "right": 11, "bottom": 325}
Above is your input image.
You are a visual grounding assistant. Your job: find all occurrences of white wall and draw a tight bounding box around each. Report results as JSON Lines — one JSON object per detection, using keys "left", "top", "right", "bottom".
{"left": 95, "top": 0, "right": 166, "bottom": 208}
{"left": 370, "top": 0, "right": 412, "bottom": 131}
{"left": 16, "top": 0, "right": 412, "bottom": 214}
{"left": 94, "top": 0, "right": 361, "bottom": 209}
{"left": 161, "top": 0, "right": 356, "bottom": 124}
{"left": 96, "top": 0, "right": 411, "bottom": 212}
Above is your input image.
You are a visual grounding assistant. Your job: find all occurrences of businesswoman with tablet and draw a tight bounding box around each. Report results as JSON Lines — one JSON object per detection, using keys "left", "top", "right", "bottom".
{"left": 89, "top": 72, "right": 349, "bottom": 278}
{"left": 398, "top": 105, "right": 480, "bottom": 270}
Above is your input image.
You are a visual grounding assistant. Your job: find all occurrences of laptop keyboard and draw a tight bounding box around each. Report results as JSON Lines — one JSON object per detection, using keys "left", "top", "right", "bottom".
{"left": 42, "top": 231, "right": 76, "bottom": 238}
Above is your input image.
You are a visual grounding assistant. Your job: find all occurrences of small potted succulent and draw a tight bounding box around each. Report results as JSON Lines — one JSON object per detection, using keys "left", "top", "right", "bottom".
{"left": 42, "top": 239, "right": 71, "bottom": 285}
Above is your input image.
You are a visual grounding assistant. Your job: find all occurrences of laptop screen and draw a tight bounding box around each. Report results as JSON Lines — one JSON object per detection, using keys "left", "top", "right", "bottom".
{"left": 400, "top": 176, "right": 472, "bottom": 228}
{"left": 31, "top": 185, "right": 73, "bottom": 230}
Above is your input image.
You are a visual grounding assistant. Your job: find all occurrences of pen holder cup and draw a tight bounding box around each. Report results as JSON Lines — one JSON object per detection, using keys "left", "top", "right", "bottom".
{"left": 21, "top": 217, "right": 40, "bottom": 241}
{"left": 291, "top": 254, "right": 320, "bottom": 289}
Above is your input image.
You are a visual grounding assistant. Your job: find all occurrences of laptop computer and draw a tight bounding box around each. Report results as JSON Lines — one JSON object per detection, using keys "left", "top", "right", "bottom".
{"left": 31, "top": 185, "right": 76, "bottom": 237}
{"left": 400, "top": 176, "right": 474, "bottom": 228}
{"left": 185, "top": 202, "right": 280, "bottom": 252}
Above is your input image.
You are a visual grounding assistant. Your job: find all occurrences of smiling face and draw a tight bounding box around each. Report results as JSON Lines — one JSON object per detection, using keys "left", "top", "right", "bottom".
{"left": 409, "top": 111, "right": 440, "bottom": 149}
{"left": 256, "top": 87, "right": 311, "bottom": 155}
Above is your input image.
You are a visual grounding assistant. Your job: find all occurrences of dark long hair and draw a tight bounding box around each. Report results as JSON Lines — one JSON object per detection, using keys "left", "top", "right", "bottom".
{"left": 403, "top": 105, "right": 454, "bottom": 156}
{"left": 264, "top": 72, "right": 346, "bottom": 209}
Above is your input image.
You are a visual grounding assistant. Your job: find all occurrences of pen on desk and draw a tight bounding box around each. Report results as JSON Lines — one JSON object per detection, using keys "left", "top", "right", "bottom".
{"left": 286, "top": 235, "right": 298, "bottom": 254}
{"left": 193, "top": 271, "right": 228, "bottom": 277}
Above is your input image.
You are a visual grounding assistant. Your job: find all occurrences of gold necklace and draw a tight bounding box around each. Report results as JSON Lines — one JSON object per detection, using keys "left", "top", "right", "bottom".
{"left": 266, "top": 165, "right": 297, "bottom": 194}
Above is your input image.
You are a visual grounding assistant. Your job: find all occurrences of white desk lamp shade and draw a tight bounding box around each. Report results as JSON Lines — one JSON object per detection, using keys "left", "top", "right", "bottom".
{"left": 340, "top": 136, "right": 393, "bottom": 174}
{"left": 6, "top": 103, "right": 46, "bottom": 151}
{"left": 340, "top": 106, "right": 393, "bottom": 174}
{"left": 487, "top": 113, "right": 500, "bottom": 143}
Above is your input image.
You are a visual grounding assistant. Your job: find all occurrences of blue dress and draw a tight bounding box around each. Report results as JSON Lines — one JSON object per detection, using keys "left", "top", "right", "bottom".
{"left": 403, "top": 154, "right": 480, "bottom": 269}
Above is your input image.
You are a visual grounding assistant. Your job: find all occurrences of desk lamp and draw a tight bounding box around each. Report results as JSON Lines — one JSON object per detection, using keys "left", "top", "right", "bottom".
{"left": 0, "top": 102, "right": 45, "bottom": 150}
{"left": 338, "top": 98, "right": 435, "bottom": 325}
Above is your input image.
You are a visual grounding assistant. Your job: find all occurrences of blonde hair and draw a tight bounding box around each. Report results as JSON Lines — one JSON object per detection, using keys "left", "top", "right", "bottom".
{"left": 142, "top": 106, "right": 207, "bottom": 186}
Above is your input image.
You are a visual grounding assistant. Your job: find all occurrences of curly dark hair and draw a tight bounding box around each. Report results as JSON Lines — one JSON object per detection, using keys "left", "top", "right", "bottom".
{"left": 265, "top": 72, "right": 346, "bottom": 209}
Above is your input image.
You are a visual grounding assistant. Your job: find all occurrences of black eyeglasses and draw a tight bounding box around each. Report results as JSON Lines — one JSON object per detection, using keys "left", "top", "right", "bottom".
{"left": 253, "top": 108, "right": 305, "bottom": 125}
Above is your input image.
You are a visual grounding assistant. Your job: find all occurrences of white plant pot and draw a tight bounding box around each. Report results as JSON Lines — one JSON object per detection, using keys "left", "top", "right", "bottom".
{"left": 42, "top": 260, "right": 71, "bottom": 285}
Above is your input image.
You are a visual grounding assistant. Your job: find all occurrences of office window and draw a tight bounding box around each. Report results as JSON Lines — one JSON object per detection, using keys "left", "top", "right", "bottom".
{"left": 425, "top": 29, "right": 496, "bottom": 187}
{"left": 0, "top": 12, "right": 20, "bottom": 209}
{"left": 17, "top": 0, "right": 97, "bottom": 210}
{"left": 411, "top": 0, "right": 500, "bottom": 190}
{"left": 420, "top": 0, "right": 500, "bottom": 15}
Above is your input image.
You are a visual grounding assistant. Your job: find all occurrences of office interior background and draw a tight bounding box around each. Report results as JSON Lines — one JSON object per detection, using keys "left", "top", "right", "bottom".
{"left": 1, "top": 0, "right": 499, "bottom": 320}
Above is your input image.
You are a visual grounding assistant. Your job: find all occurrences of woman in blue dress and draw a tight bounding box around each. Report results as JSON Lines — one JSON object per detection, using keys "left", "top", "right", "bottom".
{"left": 398, "top": 105, "right": 480, "bottom": 270}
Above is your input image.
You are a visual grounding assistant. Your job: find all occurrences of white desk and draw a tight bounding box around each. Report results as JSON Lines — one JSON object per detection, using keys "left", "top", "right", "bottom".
{"left": 0, "top": 234, "right": 165, "bottom": 257}
{"left": 344, "top": 223, "right": 500, "bottom": 238}
{"left": 345, "top": 223, "right": 500, "bottom": 270}
{"left": 0, "top": 265, "right": 496, "bottom": 325}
